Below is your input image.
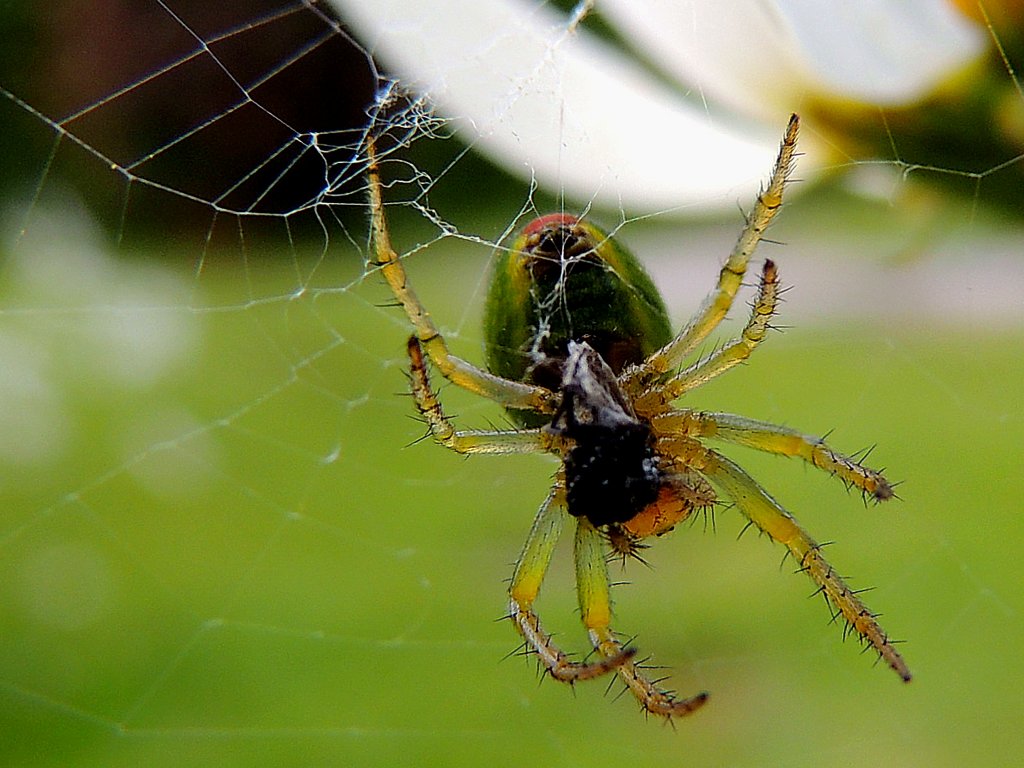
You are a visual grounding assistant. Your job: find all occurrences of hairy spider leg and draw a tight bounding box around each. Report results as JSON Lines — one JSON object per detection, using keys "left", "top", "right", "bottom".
{"left": 382, "top": 113, "right": 907, "bottom": 718}
{"left": 652, "top": 410, "right": 894, "bottom": 501}
{"left": 666, "top": 259, "right": 778, "bottom": 396}
{"left": 409, "top": 306, "right": 710, "bottom": 707}
{"left": 633, "top": 259, "right": 780, "bottom": 418}
{"left": 408, "top": 336, "right": 631, "bottom": 681}
{"left": 509, "top": 489, "right": 636, "bottom": 681}
{"left": 367, "top": 137, "right": 557, "bottom": 415}
{"left": 406, "top": 337, "right": 561, "bottom": 455}
{"left": 574, "top": 517, "right": 710, "bottom": 718}
{"left": 625, "top": 113, "right": 799, "bottom": 388}
{"left": 694, "top": 448, "right": 911, "bottom": 682}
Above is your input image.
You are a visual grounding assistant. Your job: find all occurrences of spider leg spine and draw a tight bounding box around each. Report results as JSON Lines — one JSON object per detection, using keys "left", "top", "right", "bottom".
{"left": 509, "top": 600, "right": 636, "bottom": 683}
{"left": 368, "top": 136, "right": 558, "bottom": 414}
{"left": 507, "top": 490, "right": 635, "bottom": 683}
{"left": 696, "top": 448, "right": 911, "bottom": 682}
{"left": 658, "top": 258, "right": 780, "bottom": 400}
{"left": 575, "top": 519, "right": 710, "bottom": 718}
{"left": 652, "top": 410, "right": 895, "bottom": 501}
{"left": 407, "top": 336, "right": 560, "bottom": 455}
{"left": 623, "top": 114, "right": 799, "bottom": 385}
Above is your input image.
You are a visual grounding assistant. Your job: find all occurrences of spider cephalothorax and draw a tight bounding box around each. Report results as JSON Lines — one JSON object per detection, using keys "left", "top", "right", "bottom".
{"left": 369, "top": 113, "right": 910, "bottom": 721}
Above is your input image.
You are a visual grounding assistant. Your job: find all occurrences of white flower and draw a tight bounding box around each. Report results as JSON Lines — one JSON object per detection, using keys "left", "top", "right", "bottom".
{"left": 330, "top": 0, "right": 986, "bottom": 213}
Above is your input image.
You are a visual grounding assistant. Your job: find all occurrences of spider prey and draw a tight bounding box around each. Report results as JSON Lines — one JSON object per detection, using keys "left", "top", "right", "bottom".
{"left": 368, "top": 113, "right": 910, "bottom": 719}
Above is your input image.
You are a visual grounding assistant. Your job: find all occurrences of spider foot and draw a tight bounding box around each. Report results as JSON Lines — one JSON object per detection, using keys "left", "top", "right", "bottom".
{"left": 591, "top": 630, "right": 709, "bottom": 718}
{"left": 550, "top": 647, "right": 637, "bottom": 683}
{"left": 621, "top": 663, "right": 709, "bottom": 719}
{"left": 509, "top": 601, "right": 636, "bottom": 683}
{"left": 802, "top": 548, "right": 912, "bottom": 682}
{"left": 646, "top": 689, "right": 710, "bottom": 720}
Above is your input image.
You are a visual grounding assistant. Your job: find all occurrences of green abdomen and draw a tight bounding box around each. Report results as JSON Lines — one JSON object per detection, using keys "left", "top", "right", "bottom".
{"left": 484, "top": 214, "right": 672, "bottom": 425}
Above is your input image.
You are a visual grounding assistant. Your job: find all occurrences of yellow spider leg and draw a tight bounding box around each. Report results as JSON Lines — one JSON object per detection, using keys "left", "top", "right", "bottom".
{"left": 509, "top": 489, "right": 633, "bottom": 681}
{"left": 653, "top": 409, "right": 894, "bottom": 501}
{"left": 367, "top": 137, "right": 557, "bottom": 414}
{"left": 635, "top": 260, "right": 779, "bottom": 413}
{"left": 574, "top": 517, "right": 710, "bottom": 718}
{"left": 695, "top": 447, "right": 911, "bottom": 682}
{"left": 625, "top": 114, "right": 798, "bottom": 386}
{"left": 407, "top": 336, "right": 563, "bottom": 455}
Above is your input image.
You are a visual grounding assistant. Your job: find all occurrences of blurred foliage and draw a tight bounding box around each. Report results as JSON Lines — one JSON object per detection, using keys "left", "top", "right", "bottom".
{"left": 1, "top": 205, "right": 1022, "bottom": 765}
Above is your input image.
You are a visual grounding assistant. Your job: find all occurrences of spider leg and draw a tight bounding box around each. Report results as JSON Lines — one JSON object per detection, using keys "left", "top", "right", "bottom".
{"left": 696, "top": 447, "right": 911, "bottom": 682}
{"left": 635, "top": 259, "right": 779, "bottom": 412}
{"left": 625, "top": 114, "right": 798, "bottom": 386}
{"left": 653, "top": 409, "right": 893, "bottom": 501}
{"left": 509, "top": 489, "right": 634, "bottom": 682}
{"left": 367, "top": 137, "right": 557, "bottom": 415}
{"left": 407, "top": 336, "right": 563, "bottom": 455}
{"left": 574, "top": 517, "right": 710, "bottom": 718}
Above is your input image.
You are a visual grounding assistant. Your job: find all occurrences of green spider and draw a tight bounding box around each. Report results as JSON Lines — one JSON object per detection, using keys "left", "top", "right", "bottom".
{"left": 368, "top": 114, "right": 910, "bottom": 719}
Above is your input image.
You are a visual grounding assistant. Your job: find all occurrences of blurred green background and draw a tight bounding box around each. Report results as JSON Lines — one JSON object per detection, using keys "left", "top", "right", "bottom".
{"left": 2, "top": 2, "right": 1024, "bottom": 767}
{"left": 1, "top": 187, "right": 1022, "bottom": 767}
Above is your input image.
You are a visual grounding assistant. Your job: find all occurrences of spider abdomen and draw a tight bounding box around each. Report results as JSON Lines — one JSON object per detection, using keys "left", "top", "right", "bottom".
{"left": 484, "top": 214, "right": 672, "bottom": 426}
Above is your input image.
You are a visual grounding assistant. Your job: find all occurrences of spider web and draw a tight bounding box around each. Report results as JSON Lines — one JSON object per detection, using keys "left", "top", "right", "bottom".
{"left": 1, "top": 2, "right": 1022, "bottom": 766}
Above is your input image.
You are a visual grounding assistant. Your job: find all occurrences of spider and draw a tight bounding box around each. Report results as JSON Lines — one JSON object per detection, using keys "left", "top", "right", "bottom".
{"left": 367, "top": 113, "right": 910, "bottom": 719}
